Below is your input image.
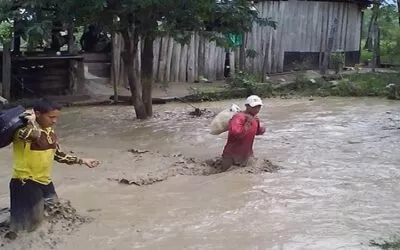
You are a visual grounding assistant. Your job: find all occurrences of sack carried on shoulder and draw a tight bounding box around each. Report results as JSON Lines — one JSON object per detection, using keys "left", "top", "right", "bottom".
{"left": 0, "top": 105, "right": 27, "bottom": 148}
{"left": 209, "top": 104, "right": 241, "bottom": 135}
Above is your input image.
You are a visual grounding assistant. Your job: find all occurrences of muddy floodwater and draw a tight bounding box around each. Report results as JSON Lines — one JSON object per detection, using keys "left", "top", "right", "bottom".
{"left": 0, "top": 97, "right": 400, "bottom": 250}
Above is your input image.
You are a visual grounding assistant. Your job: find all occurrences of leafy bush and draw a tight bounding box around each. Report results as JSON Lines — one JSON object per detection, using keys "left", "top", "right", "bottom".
{"left": 229, "top": 71, "right": 273, "bottom": 97}
{"left": 0, "top": 21, "right": 12, "bottom": 44}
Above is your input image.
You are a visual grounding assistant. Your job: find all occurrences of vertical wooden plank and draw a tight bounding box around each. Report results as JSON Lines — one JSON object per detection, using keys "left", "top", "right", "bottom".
{"left": 301, "top": 2, "right": 307, "bottom": 52}
{"left": 212, "top": 42, "right": 217, "bottom": 80}
{"left": 305, "top": 2, "right": 312, "bottom": 52}
{"left": 215, "top": 47, "right": 220, "bottom": 80}
{"left": 270, "top": 1, "right": 277, "bottom": 73}
{"left": 187, "top": 34, "right": 196, "bottom": 82}
{"left": 256, "top": 11, "right": 263, "bottom": 75}
{"left": 157, "top": 38, "right": 164, "bottom": 82}
{"left": 262, "top": 1, "right": 272, "bottom": 75}
{"left": 291, "top": 1, "right": 299, "bottom": 52}
{"left": 342, "top": 4, "right": 349, "bottom": 53}
{"left": 158, "top": 37, "right": 167, "bottom": 82}
{"left": 220, "top": 48, "right": 225, "bottom": 79}
{"left": 311, "top": 2, "right": 319, "bottom": 52}
{"left": 277, "top": 2, "right": 286, "bottom": 72}
{"left": 198, "top": 34, "right": 205, "bottom": 79}
{"left": 267, "top": 29, "right": 273, "bottom": 73}
{"left": 206, "top": 41, "right": 212, "bottom": 80}
{"left": 2, "top": 42, "right": 11, "bottom": 100}
{"left": 204, "top": 40, "right": 210, "bottom": 79}
{"left": 355, "top": 6, "right": 362, "bottom": 52}
{"left": 259, "top": 1, "right": 266, "bottom": 77}
{"left": 217, "top": 48, "right": 222, "bottom": 80}
{"left": 165, "top": 37, "right": 174, "bottom": 82}
{"left": 337, "top": 3, "right": 344, "bottom": 50}
{"left": 209, "top": 44, "right": 216, "bottom": 80}
{"left": 230, "top": 50, "right": 235, "bottom": 76}
{"left": 179, "top": 44, "right": 188, "bottom": 82}
{"left": 234, "top": 47, "right": 239, "bottom": 70}
{"left": 213, "top": 44, "right": 219, "bottom": 80}
{"left": 218, "top": 48, "right": 223, "bottom": 80}
{"left": 247, "top": 26, "right": 254, "bottom": 74}
{"left": 215, "top": 48, "right": 221, "bottom": 80}
{"left": 111, "top": 33, "right": 120, "bottom": 101}
{"left": 315, "top": 2, "right": 322, "bottom": 52}
{"left": 152, "top": 38, "right": 160, "bottom": 82}
{"left": 319, "top": 2, "right": 328, "bottom": 68}
{"left": 265, "top": 1, "right": 270, "bottom": 73}
{"left": 171, "top": 42, "right": 181, "bottom": 82}
{"left": 194, "top": 33, "right": 199, "bottom": 80}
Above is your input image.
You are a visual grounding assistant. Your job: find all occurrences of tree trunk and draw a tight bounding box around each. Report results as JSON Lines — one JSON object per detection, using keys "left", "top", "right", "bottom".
{"left": 141, "top": 36, "right": 154, "bottom": 117}
{"left": 2, "top": 42, "right": 11, "bottom": 100}
{"left": 364, "top": 14, "right": 374, "bottom": 51}
{"left": 371, "top": 22, "right": 380, "bottom": 72}
{"left": 239, "top": 33, "right": 246, "bottom": 71}
{"left": 111, "top": 32, "right": 119, "bottom": 103}
{"left": 371, "top": 2, "right": 380, "bottom": 72}
{"left": 121, "top": 29, "right": 148, "bottom": 119}
{"left": 397, "top": 0, "right": 400, "bottom": 26}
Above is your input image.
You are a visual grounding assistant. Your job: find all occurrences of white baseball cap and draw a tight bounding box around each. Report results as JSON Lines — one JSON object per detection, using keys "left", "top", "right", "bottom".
{"left": 245, "top": 95, "right": 263, "bottom": 107}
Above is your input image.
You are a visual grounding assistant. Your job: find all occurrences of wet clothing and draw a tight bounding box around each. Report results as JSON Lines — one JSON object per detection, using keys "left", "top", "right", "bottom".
{"left": 12, "top": 124, "right": 82, "bottom": 185}
{"left": 9, "top": 179, "right": 57, "bottom": 231}
{"left": 10, "top": 123, "right": 81, "bottom": 231}
{"left": 222, "top": 112, "right": 263, "bottom": 166}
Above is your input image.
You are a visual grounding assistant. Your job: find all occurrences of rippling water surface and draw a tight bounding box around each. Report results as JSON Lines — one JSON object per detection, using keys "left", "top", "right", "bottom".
{"left": 0, "top": 97, "right": 399, "bottom": 250}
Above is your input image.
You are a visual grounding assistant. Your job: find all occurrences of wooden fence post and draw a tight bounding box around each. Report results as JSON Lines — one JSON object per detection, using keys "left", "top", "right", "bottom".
{"left": 321, "top": 18, "right": 339, "bottom": 75}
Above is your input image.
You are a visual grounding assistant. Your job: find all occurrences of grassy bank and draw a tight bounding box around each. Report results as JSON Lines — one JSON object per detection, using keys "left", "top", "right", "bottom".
{"left": 184, "top": 71, "right": 400, "bottom": 102}
{"left": 370, "top": 237, "right": 400, "bottom": 250}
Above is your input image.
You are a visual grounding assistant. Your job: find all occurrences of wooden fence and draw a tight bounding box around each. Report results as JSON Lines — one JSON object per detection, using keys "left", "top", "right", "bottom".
{"left": 112, "top": 33, "right": 226, "bottom": 88}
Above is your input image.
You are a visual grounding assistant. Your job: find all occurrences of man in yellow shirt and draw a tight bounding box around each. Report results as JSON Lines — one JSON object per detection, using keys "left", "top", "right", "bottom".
{"left": 8, "top": 99, "right": 100, "bottom": 235}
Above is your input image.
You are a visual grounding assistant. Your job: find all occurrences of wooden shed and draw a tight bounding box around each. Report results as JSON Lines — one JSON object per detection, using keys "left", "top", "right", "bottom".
{"left": 1, "top": 51, "right": 85, "bottom": 101}
{"left": 242, "top": 0, "right": 370, "bottom": 76}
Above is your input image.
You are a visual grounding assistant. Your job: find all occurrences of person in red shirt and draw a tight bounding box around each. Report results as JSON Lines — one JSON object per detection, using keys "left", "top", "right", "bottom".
{"left": 221, "top": 95, "right": 265, "bottom": 171}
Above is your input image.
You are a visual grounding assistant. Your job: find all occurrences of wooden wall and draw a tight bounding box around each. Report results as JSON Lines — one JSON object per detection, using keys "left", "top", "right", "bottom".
{"left": 241, "top": 1, "right": 363, "bottom": 76}
{"left": 11, "top": 58, "right": 70, "bottom": 98}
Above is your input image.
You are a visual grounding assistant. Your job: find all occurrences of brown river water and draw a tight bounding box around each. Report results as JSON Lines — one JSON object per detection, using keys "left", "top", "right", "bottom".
{"left": 0, "top": 97, "right": 399, "bottom": 250}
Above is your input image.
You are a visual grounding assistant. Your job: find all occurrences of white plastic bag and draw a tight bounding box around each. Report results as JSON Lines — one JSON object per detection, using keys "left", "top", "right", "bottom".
{"left": 209, "top": 104, "right": 241, "bottom": 135}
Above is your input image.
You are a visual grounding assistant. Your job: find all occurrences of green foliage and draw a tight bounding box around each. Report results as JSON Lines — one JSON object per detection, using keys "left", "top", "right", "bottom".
{"left": 362, "top": 4, "right": 400, "bottom": 65}
{"left": 330, "top": 52, "right": 345, "bottom": 73}
{"left": 370, "top": 237, "right": 400, "bottom": 250}
{"left": 230, "top": 71, "right": 258, "bottom": 90}
{"left": 0, "top": 21, "right": 12, "bottom": 44}
{"left": 326, "top": 72, "right": 398, "bottom": 97}
{"left": 0, "top": 0, "right": 277, "bottom": 48}
{"left": 185, "top": 71, "right": 400, "bottom": 102}
{"left": 229, "top": 71, "right": 273, "bottom": 97}
{"left": 246, "top": 49, "right": 258, "bottom": 58}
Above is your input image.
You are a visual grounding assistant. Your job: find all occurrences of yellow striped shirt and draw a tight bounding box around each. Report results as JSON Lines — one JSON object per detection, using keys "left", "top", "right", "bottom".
{"left": 12, "top": 124, "right": 82, "bottom": 185}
